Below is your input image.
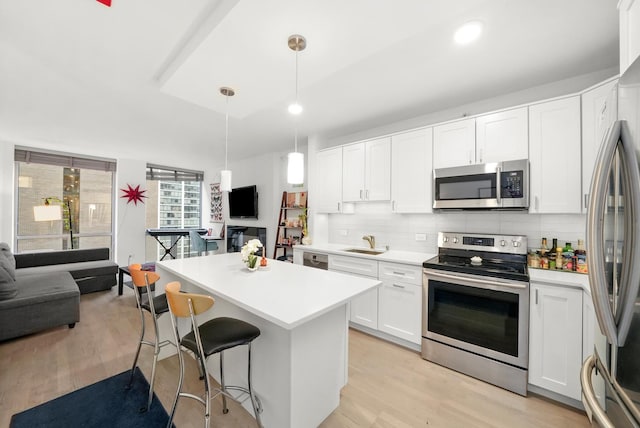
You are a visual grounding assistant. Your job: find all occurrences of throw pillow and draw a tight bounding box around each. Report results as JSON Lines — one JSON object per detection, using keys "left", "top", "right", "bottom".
{"left": 0, "top": 242, "right": 18, "bottom": 300}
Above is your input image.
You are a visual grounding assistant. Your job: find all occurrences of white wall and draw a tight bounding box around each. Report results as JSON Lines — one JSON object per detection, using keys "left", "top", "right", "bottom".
{"left": 325, "top": 67, "right": 618, "bottom": 148}
{"left": 208, "top": 146, "right": 308, "bottom": 257}
{"left": 326, "top": 202, "right": 585, "bottom": 254}
{"left": 0, "top": 137, "right": 214, "bottom": 261}
{"left": 115, "top": 159, "right": 147, "bottom": 266}
{"left": 0, "top": 143, "right": 15, "bottom": 247}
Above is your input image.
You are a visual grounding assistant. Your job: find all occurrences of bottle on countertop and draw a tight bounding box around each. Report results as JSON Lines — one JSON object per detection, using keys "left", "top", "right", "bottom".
{"left": 575, "top": 239, "right": 587, "bottom": 273}
{"left": 556, "top": 247, "right": 564, "bottom": 270}
{"left": 548, "top": 238, "right": 558, "bottom": 269}
{"left": 563, "top": 242, "right": 575, "bottom": 271}
{"left": 540, "top": 238, "right": 548, "bottom": 256}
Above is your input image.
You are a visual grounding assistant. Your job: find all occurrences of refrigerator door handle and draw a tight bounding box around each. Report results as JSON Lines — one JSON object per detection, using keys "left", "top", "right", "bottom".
{"left": 615, "top": 120, "right": 640, "bottom": 345}
{"left": 581, "top": 355, "right": 616, "bottom": 428}
{"left": 587, "top": 120, "right": 621, "bottom": 347}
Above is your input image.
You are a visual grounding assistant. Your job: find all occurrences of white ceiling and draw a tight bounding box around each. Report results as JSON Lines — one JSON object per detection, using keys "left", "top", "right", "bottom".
{"left": 0, "top": 0, "right": 619, "bottom": 165}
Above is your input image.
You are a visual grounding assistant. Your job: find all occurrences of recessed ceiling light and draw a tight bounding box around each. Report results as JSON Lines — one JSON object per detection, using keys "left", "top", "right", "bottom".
{"left": 454, "top": 21, "right": 483, "bottom": 45}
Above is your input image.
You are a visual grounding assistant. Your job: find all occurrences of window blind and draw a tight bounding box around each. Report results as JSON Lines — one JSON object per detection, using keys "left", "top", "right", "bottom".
{"left": 14, "top": 147, "right": 116, "bottom": 172}
{"left": 146, "top": 164, "right": 204, "bottom": 182}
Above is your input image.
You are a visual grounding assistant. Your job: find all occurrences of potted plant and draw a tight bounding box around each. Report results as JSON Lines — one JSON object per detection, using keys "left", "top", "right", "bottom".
{"left": 241, "top": 239, "right": 263, "bottom": 271}
{"left": 298, "top": 208, "right": 311, "bottom": 245}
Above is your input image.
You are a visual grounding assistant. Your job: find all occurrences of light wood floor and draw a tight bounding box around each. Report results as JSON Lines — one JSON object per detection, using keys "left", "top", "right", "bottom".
{"left": 0, "top": 289, "right": 591, "bottom": 428}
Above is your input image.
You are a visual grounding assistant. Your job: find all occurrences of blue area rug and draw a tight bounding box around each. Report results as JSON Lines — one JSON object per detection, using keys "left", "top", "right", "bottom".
{"left": 10, "top": 367, "right": 174, "bottom": 428}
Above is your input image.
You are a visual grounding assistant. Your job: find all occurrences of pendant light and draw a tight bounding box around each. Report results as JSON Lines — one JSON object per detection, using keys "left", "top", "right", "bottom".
{"left": 220, "top": 86, "right": 234, "bottom": 192}
{"left": 287, "top": 34, "right": 306, "bottom": 185}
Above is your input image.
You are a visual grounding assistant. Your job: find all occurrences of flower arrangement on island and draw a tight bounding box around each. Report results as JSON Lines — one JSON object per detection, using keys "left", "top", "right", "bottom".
{"left": 241, "top": 239, "right": 263, "bottom": 269}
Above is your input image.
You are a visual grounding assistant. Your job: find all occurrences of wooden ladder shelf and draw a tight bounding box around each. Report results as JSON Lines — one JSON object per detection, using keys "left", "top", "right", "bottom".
{"left": 273, "top": 191, "right": 308, "bottom": 262}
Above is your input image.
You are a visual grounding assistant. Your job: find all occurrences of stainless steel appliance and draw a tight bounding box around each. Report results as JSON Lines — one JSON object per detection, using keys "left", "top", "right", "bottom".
{"left": 303, "top": 251, "right": 328, "bottom": 270}
{"left": 433, "top": 159, "right": 529, "bottom": 210}
{"left": 422, "top": 232, "right": 529, "bottom": 395}
{"left": 581, "top": 56, "right": 640, "bottom": 428}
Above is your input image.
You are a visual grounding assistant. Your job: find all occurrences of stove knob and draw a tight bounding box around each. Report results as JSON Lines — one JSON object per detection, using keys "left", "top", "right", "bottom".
{"left": 500, "top": 240, "right": 506, "bottom": 246}
{"left": 443, "top": 236, "right": 449, "bottom": 243}
{"left": 512, "top": 240, "right": 520, "bottom": 247}
{"left": 453, "top": 237, "right": 459, "bottom": 244}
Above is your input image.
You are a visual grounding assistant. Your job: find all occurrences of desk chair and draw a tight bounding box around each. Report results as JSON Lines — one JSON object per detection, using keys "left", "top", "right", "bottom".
{"left": 126, "top": 264, "right": 172, "bottom": 412}
{"left": 189, "top": 230, "right": 218, "bottom": 256}
{"left": 164, "top": 281, "right": 263, "bottom": 428}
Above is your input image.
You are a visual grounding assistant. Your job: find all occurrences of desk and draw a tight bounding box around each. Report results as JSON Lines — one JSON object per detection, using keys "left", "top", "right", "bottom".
{"left": 154, "top": 253, "right": 380, "bottom": 428}
{"left": 145, "top": 228, "right": 206, "bottom": 260}
{"left": 118, "top": 263, "right": 155, "bottom": 296}
{"left": 202, "top": 235, "right": 222, "bottom": 252}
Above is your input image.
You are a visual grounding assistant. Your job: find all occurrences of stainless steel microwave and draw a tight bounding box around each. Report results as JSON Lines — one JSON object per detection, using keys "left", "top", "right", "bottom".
{"left": 433, "top": 159, "right": 529, "bottom": 210}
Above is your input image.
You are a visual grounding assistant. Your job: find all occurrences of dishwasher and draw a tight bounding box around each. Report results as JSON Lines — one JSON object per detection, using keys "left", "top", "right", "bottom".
{"left": 302, "top": 252, "right": 328, "bottom": 270}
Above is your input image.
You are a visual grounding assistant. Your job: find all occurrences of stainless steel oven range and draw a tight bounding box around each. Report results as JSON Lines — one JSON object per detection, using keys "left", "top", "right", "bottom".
{"left": 422, "top": 232, "right": 529, "bottom": 396}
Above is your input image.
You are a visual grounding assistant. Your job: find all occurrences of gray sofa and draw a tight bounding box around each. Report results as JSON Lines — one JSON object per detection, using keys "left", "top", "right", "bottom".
{"left": 14, "top": 247, "right": 118, "bottom": 294}
{"left": 0, "top": 245, "right": 118, "bottom": 341}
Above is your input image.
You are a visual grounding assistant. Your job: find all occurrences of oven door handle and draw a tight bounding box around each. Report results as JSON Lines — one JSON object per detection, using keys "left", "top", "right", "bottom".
{"left": 424, "top": 270, "right": 527, "bottom": 289}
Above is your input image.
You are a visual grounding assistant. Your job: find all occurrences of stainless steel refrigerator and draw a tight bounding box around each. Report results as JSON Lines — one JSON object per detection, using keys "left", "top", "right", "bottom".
{"left": 582, "top": 55, "right": 640, "bottom": 428}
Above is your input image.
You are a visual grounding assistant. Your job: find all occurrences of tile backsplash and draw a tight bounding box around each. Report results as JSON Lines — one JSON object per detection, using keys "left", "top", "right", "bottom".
{"left": 327, "top": 202, "right": 586, "bottom": 254}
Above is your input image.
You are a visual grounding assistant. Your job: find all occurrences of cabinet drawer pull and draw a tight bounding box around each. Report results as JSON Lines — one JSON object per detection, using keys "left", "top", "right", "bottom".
{"left": 393, "top": 271, "right": 406, "bottom": 276}
{"left": 535, "top": 288, "right": 538, "bottom": 305}
{"left": 392, "top": 283, "right": 406, "bottom": 289}
{"left": 360, "top": 190, "right": 363, "bottom": 200}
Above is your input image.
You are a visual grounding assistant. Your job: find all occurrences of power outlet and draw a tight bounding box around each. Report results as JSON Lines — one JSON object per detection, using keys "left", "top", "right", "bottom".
{"left": 339, "top": 229, "right": 348, "bottom": 236}
{"left": 415, "top": 233, "right": 427, "bottom": 241}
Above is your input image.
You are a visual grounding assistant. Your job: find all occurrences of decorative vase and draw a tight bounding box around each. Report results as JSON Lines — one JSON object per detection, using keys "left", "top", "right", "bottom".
{"left": 247, "top": 264, "right": 258, "bottom": 272}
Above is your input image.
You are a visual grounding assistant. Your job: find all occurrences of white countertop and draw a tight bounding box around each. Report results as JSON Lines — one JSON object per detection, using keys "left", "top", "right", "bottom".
{"left": 529, "top": 268, "right": 591, "bottom": 293}
{"left": 293, "top": 243, "right": 435, "bottom": 266}
{"left": 157, "top": 253, "right": 380, "bottom": 330}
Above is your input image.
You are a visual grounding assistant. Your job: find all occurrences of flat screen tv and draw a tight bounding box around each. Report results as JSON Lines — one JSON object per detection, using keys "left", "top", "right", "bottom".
{"left": 228, "top": 185, "right": 258, "bottom": 219}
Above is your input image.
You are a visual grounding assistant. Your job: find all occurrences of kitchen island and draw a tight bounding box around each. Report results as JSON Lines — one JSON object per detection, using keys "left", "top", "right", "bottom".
{"left": 154, "top": 252, "right": 380, "bottom": 428}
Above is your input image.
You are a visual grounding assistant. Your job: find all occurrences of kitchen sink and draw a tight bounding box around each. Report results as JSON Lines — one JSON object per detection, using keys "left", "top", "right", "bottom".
{"left": 343, "top": 248, "right": 385, "bottom": 255}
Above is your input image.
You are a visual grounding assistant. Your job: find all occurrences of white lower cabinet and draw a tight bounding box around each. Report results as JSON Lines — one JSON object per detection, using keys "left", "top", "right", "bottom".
{"left": 583, "top": 291, "right": 606, "bottom": 408}
{"left": 350, "top": 284, "right": 379, "bottom": 329}
{"left": 327, "top": 255, "right": 422, "bottom": 346}
{"left": 529, "top": 281, "right": 583, "bottom": 401}
{"left": 378, "top": 262, "right": 422, "bottom": 344}
{"left": 329, "top": 254, "right": 379, "bottom": 330}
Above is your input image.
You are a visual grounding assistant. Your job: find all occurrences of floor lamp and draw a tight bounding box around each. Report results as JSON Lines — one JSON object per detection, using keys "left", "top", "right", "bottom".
{"left": 33, "top": 197, "right": 74, "bottom": 249}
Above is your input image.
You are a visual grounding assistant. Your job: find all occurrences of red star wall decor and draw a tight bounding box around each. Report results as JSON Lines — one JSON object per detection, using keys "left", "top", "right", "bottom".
{"left": 120, "top": 184, "right": 147, "bottom": 205}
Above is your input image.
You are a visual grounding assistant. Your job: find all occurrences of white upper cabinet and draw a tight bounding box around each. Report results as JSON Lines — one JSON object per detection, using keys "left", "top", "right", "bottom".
{"left": 342, "top": 137, "right": 391, "bottom": 202}
{"left": 529, "top": 96, "right": 582, "bottom": 213}
{"left": 433, "top": 109, "right": 527, "bottom": 169}
{"left": 391, "top": 128, "right": 433, "bottom": 213}
{"left": 619, "top": 0, "right": 640, "bottom": 74}
{"left": 316, "top": 146, "right": 344, "bottom": 213}
{"left": 342, "top": 143, "right": 365, "bottom": 202}
{"left": 581, "top": 79, "right": 618, "bottom": 213}
{"left": 433, "top": 118, "right": 475, "bottom": 169}
{"left": 475, "top": 107, "right": 528, "bottom": 163}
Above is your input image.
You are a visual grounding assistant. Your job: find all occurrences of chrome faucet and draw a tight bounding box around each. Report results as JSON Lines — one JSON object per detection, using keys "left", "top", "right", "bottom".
{"left": 362, "top": 235, "right": 375, "bottom": 249}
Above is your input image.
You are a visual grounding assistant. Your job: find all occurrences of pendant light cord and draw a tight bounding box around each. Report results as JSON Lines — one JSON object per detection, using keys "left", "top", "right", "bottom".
{"left": 224, "top": 93, "right": 229, "bottom": 169}
{"left": 294, "top": 49, "right": 299, "bottom": 108}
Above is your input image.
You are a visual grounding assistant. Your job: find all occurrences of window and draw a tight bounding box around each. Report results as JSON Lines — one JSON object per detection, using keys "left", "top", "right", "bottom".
{"left": 144, "top": 164, "right": 203, "bottom": 260}
{"left": 14, "top": 148, "right": 116, "bottom": 252}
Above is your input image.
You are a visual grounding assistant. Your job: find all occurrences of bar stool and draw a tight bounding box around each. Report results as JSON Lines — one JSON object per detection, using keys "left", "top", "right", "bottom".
{"left": 126, "top": 264, "right": 172, "bottom": 412}
{"left": 164, "top": 281, "right": 263, "bottom": 428}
